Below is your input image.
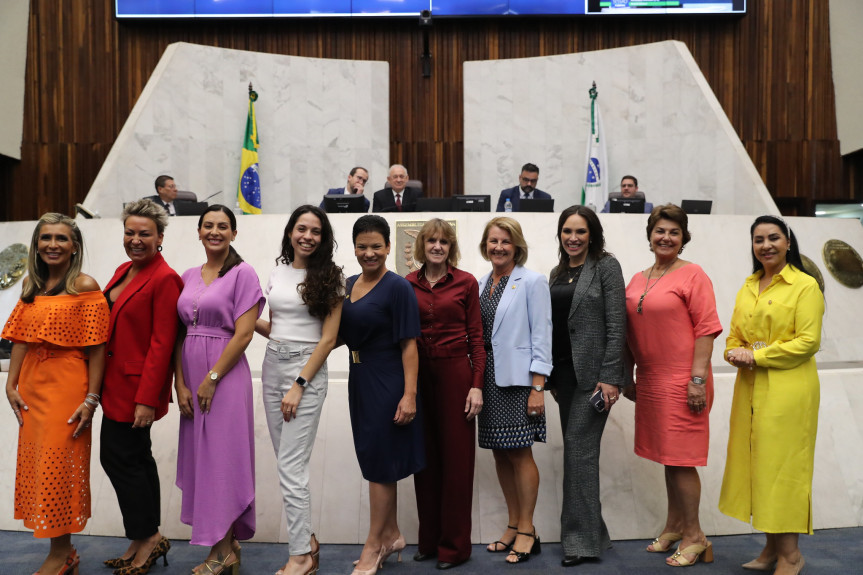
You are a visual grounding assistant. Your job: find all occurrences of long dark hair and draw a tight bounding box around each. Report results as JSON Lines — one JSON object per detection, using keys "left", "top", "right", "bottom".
{"left": 278, "top": 205, "right": 344, "bottom": 320}
{"left": 749, "top": 215, "right": 817, "bottom": 285}
{"left": 551, "top": 205, "right": 609, "bottom": 282}
{"left": 198, "top": 204, "right": 243, "bottom": 277}
{"left": 21, "top": 213, "right": 84, "bottom": 303}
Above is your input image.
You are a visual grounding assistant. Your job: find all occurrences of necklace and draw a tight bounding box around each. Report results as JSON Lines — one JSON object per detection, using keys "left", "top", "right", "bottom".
{"left": 563, "top": 264, "right": 584, "bottom": 284}
{"left": 637, "top": 259, "right": 677, "bottom": 314}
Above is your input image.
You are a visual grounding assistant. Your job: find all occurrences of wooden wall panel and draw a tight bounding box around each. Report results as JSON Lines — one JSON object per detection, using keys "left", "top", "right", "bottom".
{"left": 0, "top": 0, "right": 855, "bottom": 221}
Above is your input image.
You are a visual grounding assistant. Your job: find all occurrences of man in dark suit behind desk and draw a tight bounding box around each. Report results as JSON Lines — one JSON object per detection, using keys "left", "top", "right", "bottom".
{"left": 372, "top": 164, "right": 422, "bottom": 212}
{"left": 495, "top": 162, "right": 551, "bottom": 212}
{"left": 320, "top": 166, "right": 370, "bottom": 212}
{"left": 144, "top": 175, "right": 178, "bottom": 216}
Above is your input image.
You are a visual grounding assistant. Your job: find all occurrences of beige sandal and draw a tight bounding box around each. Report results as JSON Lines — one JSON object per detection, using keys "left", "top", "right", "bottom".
{"left": 667, "top": 541, "right": 713, "bottom": 567}
{"left": 646, "top": 532, "right": 682, "bottom": 553}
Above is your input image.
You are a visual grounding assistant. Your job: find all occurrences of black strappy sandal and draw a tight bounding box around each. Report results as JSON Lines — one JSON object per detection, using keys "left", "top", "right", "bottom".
{"left": 505, "top": 529, "right": 541, "bottom": 564}
{"left": 486, "top": 525, "right": 518, "bottom": 553}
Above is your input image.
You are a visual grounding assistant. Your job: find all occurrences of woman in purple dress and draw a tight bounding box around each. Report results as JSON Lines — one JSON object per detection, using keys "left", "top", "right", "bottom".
{"left": 173, "top": 205, "right": 264, "bottom": 575}
{"left": 339, "top": 215, "right": 423, "bottom": 575}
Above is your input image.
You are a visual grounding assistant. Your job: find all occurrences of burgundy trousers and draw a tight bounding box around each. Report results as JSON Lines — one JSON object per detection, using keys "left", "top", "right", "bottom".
{"left": 414, "top": 350, "right": 477, "bottom": 563}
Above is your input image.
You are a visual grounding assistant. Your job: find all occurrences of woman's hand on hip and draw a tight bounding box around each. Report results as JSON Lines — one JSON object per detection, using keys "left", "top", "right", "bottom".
{"left": 6, "top": 387, "right": 27, "bottom": 427}
{"left": 394, "top": 392, "right": 417, "bottom": 425}
{"left": 132, "top": 404, "right": 156, "bottom": 429}
{"left": 281, "top": 384, "right": 304, "bottom": 422}
{"left": 175, "top": 383, "right": 194, "bottom": 419}
{"left": 197, "top": 378, "right": 216, "bottom": 414}
{"left": 527, "top": 389, "right": 545, "bottom": 417}
{"left": 687, "top": 380, "right": 707, "bottom": 414}
{"left": 464, "top": 387, "right": 483, "bottom": 420}
{"left": 598, "top": 382, "right": 620, "bottom": 412}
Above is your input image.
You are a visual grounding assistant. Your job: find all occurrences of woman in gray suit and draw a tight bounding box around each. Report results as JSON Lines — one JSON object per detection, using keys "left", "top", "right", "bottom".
{"left": 546, "top": 206, "right": 626, "bottom": 567}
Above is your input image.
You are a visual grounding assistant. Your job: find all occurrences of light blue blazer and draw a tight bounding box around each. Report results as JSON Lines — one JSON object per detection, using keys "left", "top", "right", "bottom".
{"left": 477, "top": 265, "right": 553, "bottom": 387}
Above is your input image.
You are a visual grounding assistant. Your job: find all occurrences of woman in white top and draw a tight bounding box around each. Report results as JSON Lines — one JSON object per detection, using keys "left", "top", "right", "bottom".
{"left": 255, "top": 205, "right": 344, "bottom": 575}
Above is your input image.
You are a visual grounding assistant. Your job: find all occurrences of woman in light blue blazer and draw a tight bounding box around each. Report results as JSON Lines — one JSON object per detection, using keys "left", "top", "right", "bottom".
{"left": 476, "top": 217, "right": 553, "bottom": 565}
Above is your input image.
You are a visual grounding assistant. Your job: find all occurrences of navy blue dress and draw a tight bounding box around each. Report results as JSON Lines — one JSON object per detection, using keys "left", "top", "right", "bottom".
{"left": 340, "top": 271, "right": 425, "bottom": 483}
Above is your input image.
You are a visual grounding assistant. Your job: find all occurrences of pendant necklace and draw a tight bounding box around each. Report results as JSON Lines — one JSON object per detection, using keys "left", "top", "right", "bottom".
{"left": 637, "top": 259, "right": 676, "bottom": 314}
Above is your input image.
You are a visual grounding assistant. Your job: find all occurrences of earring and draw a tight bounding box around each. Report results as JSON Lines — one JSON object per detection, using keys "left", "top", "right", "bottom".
{"left": 157, "top": 245, "right": 163, "bottom": 252}
{"left": 679, "top": 246, "right": 685, "bottom": 254}
{"left": 649, "top": 243, "right": 654, "bottom": 252}
{"left": 73, "top": 252, "right": 77, "bottom": 255}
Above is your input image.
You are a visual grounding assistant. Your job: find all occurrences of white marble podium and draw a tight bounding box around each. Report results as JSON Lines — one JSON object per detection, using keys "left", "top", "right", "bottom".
{"left": 1, "top": 213, "right": 862, "bottom": 544}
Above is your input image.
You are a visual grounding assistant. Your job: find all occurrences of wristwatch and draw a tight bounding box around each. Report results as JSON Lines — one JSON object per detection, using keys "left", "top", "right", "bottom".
{"left": 532, "top": 384, "right": 544, "bottom": 392}
{"left": 295, "top": 376, "right": 308, "bottom": 388}
{"left": 208, "top": 371, "right": 220, "bottom": 382}
{"left": 690, "top": 376, "right": 706, "bottom": 386}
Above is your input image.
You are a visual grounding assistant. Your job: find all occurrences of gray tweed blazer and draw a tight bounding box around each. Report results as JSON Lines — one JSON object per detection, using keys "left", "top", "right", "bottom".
{"left": 558, "top": 255, "right": 627, "bottom": 391}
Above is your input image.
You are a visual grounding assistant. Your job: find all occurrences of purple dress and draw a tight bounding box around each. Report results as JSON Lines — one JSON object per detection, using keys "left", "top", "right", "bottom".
{"left": 175, "top": 262, "right": 264, "bottom": 545}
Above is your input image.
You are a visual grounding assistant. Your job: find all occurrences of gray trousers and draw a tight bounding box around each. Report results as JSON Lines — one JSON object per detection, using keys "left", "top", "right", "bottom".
{"left": 553, "top": 363, "right": 611, "bottom": 558}
{"left": 261, "top": 341, "right": 328, "bottom": 556}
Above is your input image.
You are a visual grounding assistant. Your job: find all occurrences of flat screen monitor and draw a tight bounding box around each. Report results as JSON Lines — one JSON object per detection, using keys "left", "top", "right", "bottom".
{"left": 609, "top": 197, "right": 645, "bottom": 214}
{"left": 681, "top": 199, "right": 713, "bottom": 214}
{"left": 174, "top": 201, "right": 209, "bottom": 216}
{"left": 519, "top": 198, "right": 554, "bottom": 213}
{"left": 323, "top": 194, "right": 368, "bottom": 213}
{"left": 116, "top": 0, "right": 745, "bottom": 18}
{"left": 416, "top": 197, "right": 454, "bottom": 211}
{"left": 452, "top": 195, "right": 491, "bottom": 212}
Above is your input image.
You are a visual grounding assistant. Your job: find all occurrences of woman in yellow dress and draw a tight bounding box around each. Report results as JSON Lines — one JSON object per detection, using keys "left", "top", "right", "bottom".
{"left": 720, "top": 215, "right": 824, "bottom": 575}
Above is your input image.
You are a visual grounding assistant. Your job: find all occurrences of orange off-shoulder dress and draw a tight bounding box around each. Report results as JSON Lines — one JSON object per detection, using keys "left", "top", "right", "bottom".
{"left": 2, "top": 291, "right": 109, "bottom": 538}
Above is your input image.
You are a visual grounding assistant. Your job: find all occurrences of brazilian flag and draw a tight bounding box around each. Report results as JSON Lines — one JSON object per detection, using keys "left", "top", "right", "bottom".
{"left": 237, "top": 87, "right": 262, "bottom": 214}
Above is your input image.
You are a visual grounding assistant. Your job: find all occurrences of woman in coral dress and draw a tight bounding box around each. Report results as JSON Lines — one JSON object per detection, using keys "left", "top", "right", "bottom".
{"left": 3, "top": 213, "right": 109, "bottom": 575}
{"left": 174, "top": 205, "right": 264, "bottom": 575}
{"left": 623, "top": 204, "right": 722, "bottom": 567}
{"left": 720, "top": 215, "right": 824, "bottom": 575}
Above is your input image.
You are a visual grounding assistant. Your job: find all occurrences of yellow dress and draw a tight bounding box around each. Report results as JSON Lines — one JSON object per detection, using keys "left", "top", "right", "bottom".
{"left": 718, "top": 265, "right": 823, "bottom": 534}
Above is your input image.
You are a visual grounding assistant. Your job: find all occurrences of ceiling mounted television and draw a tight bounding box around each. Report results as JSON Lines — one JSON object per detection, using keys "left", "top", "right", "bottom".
{"left": 116, "top": 0, "right": 746, "bottom": 18}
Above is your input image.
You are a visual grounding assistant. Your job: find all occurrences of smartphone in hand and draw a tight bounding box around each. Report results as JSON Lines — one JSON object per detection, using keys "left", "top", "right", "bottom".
{"left": 589, "top": 388, "right": 605, "bottom": 412}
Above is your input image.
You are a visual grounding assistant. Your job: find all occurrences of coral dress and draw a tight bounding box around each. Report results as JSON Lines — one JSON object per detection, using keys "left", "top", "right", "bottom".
{"left": 176, "top": 262, "right": 264, "bottom": 545}
{"left": 719, "top": 265, "right": 824, "bottom": 534}
{"left": 625, "top": 264, "right": 722, "bottom": 466}
{"left": 2, "top": 291, "right": 109, "bottom": 538}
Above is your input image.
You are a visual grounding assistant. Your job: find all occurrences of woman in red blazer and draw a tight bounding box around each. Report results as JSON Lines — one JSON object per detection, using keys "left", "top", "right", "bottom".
{"left": 100, "top": 199, "right": 183, "bottom": 575}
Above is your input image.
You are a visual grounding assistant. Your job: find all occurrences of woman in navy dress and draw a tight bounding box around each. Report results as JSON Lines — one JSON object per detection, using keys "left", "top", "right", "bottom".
{"left": 339, "top": 215, "right": 423, "bottom": 575}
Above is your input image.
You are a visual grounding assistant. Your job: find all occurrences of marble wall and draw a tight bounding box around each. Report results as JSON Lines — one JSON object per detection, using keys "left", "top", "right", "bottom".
{"left": 464, "top": 41, "right": 777, "bottom": 216}
{"left": 83, "top": 43, "right": 390, "bottom": 218}
{"left": 1, "top": 213, "right": 862, "bottom": 543}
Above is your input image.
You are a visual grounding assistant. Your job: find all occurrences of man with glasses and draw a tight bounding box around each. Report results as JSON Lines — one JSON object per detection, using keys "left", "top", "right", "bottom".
{"left": 145, "top": 175, "right": 179, "bottom": 216}
{"left": 321, "top": 166, "right": 370, "bottom": 212}
{"left": 495, "top": 163, "right": 550, "bottom": 212}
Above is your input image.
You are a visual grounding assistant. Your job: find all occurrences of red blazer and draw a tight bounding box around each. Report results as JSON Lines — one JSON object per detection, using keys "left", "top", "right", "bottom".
{"left": 101, "top": 253, "right": 183, "bottom": 422}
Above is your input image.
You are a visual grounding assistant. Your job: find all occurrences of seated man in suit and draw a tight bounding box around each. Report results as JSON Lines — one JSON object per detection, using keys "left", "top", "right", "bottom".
{"left": 320, "top": 166, "right": 370, "bottom": 212}
{"left": 495, "top": 162, "right": 551, "bottom": 212}
{"left": 601, "top": 175, "right": 654, "bottom": 213}
{"left": 145, "top": 174, "right": 178, "bottom": 215}
{"left": 372, "top": 164, "right": 421, "bottom": 212}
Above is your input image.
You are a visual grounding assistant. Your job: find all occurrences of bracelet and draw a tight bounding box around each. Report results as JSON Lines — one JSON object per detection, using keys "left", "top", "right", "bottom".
{"left": 81, "top": 402, "right": 95, "bottom": 412}
{"left": 84, "top": 397, "right": 100, "bottom": 409}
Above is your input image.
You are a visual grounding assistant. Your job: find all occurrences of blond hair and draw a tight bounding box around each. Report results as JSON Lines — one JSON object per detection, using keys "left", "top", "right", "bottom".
{"left": 21, "top": 213, "right": 84, "bottom": 303}
{"left": 479, "top": 217, "right": 528, "bottom": 267}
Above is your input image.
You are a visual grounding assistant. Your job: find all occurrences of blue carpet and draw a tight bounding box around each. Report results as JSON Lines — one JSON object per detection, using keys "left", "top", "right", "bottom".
{"left": 1, "top": 528, "right": 857, "bottom": 574}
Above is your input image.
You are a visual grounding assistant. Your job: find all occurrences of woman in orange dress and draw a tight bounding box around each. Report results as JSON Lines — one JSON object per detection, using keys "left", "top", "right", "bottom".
{"left": 3, "top": 213, "right": 109, "bottom": 575}
{"left": 622, "top": 204, "right": 722, "bottom": 567}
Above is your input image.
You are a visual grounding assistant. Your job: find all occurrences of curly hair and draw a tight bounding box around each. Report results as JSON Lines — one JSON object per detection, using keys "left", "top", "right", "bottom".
{"left": 278, "top": 205, "right": 344, "bottom": 321}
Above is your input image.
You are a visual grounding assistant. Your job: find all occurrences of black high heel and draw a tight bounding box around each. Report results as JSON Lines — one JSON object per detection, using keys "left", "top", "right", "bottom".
{"left": 505, "top": 529, "right": 541, "bottom": 564}
{"left": 486, "top": 525, "right": 518, "bottom": 553}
